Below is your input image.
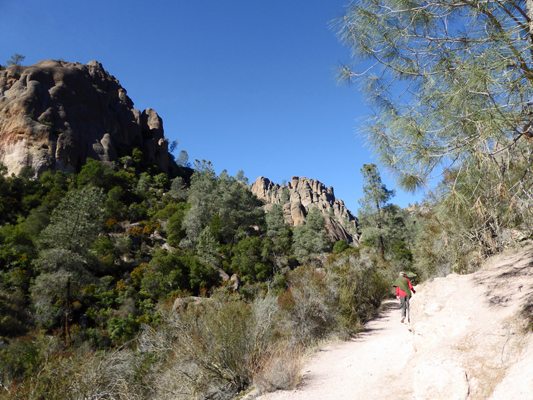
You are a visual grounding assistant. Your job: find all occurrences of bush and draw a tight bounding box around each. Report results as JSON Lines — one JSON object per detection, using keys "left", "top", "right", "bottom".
{"left": 231, "top": 237, "right": 273, "bottom": 283}
{"left": 2, "top": 345, "right": 146, "bottom": 399}
{"left": 333, "top": 240, "right": 350, "bottom": 254}
{"left": 253, "top": 343, "right": 303, "bottom": 394}
{"left": 277, "top": 251, "right": 389, "bottom": 344}
{"left": 280, "top": 266, "right": 337, "bottom": 344}
{"left": 140, "top": 250, "right": 189, "bottom": 299}
{"left": 133, "top": 291, "right": 298, "bottom": 399}
{"left": 0, "top": 292, "right": 31, "bottom": 337}
{"left": 0, "top": 334, "right": 41, "bottom": 381}
{"left": 138, "top": 291, "right": 278, "bottom": 399}
{"left": 165, "top": 202, "right": 191, "bottom": 247}
{"left": 325, "top": 253, "right": 390, "bottom": 337}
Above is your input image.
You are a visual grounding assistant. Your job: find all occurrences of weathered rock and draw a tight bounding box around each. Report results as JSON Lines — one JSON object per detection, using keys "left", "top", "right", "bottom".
{"left": 229, "top": 274, "right": 240, "bottom": 290}
{"left": 413, "top": 359, "right": 469, "bottom": 400}
{"left": 251, "top": 176, "right": 359, "bottom": 244}
{"left": 149, "top": 230, "right": 165, "bottom": 245}
{"left": 291, "top": 201, "right": 307, "bottom": 226}
{"left": 161, "top": 242, "right": 175, "bottom": 253}
{"left": 0, "top": 59, "right": 177, "bottom": 176}
{"left": 215, "top": 266, "right": 230, "bottom": 282}
{"left": 172, "top": 296, "right": 213, "bottom": 312}
{"left": 409, "top": 247, "right": 533, "bottom": 400}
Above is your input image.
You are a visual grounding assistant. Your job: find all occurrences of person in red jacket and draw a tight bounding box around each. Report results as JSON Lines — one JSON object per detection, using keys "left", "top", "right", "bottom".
{"left": 394, "top": 271, "right": 416, "bottom": 323}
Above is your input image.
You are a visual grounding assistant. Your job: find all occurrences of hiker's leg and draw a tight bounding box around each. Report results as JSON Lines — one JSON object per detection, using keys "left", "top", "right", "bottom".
{"left": 400, "top": 296, "right": 407, "bottom": 318}
{"left": 406, "top": 296, "right": 410, "bottom": 322}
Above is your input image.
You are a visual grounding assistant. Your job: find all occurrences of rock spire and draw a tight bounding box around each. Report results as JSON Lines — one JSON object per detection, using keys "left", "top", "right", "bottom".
{"left": 251, "top": 176, "right": 359, "bottom": 245}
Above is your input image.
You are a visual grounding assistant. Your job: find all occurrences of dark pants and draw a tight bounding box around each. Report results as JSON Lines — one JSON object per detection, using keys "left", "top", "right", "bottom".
{"left": 400, "top": 296, "right": 410, "bottom": 320}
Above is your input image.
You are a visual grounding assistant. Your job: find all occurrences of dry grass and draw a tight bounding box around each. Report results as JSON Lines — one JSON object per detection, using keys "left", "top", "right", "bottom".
{"left": 253, "top": 344, "right": 304, "bottom": 394}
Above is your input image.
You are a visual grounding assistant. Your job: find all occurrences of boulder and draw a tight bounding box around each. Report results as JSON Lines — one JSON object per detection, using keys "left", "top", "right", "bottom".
{"left": 229, "top": 274, "right": 240, "bottom": 290}
{"left": 414, "top": 359, "right": 469, "bottom": 400}
{"left": 172, "top": 296, "right": 213, "bottom": 312}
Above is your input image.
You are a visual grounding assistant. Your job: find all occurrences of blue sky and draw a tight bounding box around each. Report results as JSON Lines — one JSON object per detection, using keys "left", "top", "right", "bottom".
{"left": 0, "top": 0, "right": 426, "bottom": 214}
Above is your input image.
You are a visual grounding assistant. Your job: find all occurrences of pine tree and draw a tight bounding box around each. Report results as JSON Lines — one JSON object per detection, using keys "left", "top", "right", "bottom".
{"left": 334, "top": 0, "right": 533, "bottom": 194}
{"left": 292, "top": 207, "right": 328, "bottom": 262}
{"left": 358, "top": 164, "right": 395, "bottom": 260}
{"left": 32, "top": 187, "right": 105, "bottom": 344}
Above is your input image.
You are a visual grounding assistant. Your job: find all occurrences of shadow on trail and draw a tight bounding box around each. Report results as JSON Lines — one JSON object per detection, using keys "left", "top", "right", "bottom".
{"left": 352, "top": 299, "right": 401, "bottom": 340}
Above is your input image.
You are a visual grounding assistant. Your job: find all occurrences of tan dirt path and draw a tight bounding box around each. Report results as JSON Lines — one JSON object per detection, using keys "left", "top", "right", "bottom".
{"left": 256, "top": 299, "right": 416, "bottom": 400}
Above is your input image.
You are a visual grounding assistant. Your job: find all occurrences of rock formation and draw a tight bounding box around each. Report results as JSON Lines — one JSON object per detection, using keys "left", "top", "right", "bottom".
{"left": 0, "top": 59, "right": 177, "bottom": 176}
{"left": 251, "top": 175, "right": 359, "bottom": 245}
{"left": 409, "top": 247, "right": 533, "bottom": 400}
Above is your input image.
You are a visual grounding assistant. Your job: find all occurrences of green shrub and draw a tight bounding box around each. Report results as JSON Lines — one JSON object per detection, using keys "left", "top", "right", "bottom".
{"left": 231, "top": 236, "right": 273, "bottom": 283}
{"left": 1, "top": 345, "right": 146, "bottom": 399}
{"left": 140, "top": 250, "right": 190, "bottom": 299}
{"left": 108, "top": 313, "right": 141, "bottom": 343}
{"left": 0, "top": 334, "right": 41, "bottom": 380}
{"left": 165, "top": 202, "right": 191, "bottom": 247}
{"left": 138, "top": 291, "right": 280, "bottom": 398}
{"left": 280, "top": 266, "right": 337, "bottom": 344}
{"left": 325, "top": 254, "right": 389, "bottom": 337}
{"left": 333, "top": 240, "right": 350, "bottom": 254}
{"left": 188, "top": 257, "right": 220, "bottom": 292}
{"left": 0, "top": 292, "right": 30, "bottom": 337}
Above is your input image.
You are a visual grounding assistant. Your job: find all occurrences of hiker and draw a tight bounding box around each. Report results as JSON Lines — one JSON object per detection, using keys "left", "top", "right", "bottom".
{"left": 393, "top": 272, "right": 415, "bottom": 323}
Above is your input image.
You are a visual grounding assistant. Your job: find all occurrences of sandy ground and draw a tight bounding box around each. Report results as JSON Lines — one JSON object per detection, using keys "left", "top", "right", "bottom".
{"left": 256, "top": 246, "right": 533, "bottom": 400}
{"left": 256, "top": 299, "right": 415, "bottom": 400}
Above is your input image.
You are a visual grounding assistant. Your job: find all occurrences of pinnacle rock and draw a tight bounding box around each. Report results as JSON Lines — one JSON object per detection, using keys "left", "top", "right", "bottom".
{"left": 251, "top": 176, "right": 359, "bottom": 244}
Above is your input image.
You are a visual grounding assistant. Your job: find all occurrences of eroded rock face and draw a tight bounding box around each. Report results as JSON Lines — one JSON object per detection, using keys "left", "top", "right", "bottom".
{"left": 0, "top": 60, "right": 176, "bottom": 176}
{"left": 409, "top": 247, "right": 533, "bottom": 400}
{"left": 251, "top": 175, "right": 359, "bottom": 245}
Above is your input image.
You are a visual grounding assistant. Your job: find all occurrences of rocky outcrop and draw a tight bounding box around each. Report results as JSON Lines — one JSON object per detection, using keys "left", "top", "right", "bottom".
{"left": 0, "top": 59, "right": 177, "bottom": 176}
{"left": 251, "top": 176, "right": 359, "bottom": 245}
{"left": 409, "top": 247, "right": 533, "bottom": 400}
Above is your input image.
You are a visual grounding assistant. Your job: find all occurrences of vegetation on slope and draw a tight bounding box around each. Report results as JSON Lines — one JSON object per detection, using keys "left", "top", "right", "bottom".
{"left": 0, "top": 151, "right": 416, "bottom": 399}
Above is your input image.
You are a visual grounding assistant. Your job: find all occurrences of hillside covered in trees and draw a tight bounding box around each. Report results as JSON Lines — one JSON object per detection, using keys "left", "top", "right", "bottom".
{"left": 0, "top": 129, "right": 528, "bottom": 399}
{"left": 2, "top": 0, "right": 533, "bottom": 394}
{"left": 0, "top": 146, "right": 421, "bottom": 398}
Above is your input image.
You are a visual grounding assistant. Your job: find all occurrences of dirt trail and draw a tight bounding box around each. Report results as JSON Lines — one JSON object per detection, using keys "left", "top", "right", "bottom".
{"left": 257, "top": 299, "right": 416, "bottom": 400}
{"left": 256, "top": 246, "right": 533, "bottom": 400}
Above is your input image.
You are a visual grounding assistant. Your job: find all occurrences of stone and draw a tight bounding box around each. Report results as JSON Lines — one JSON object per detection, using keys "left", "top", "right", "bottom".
{"left": 414, "top": 360, "right": 469, "bottom": 400}
{"left": 251, "top": 176, "right": 359, "bottom": 244}
{"left": 172, "top": 296, "right": 213, "bottom": 312}
{"left": 229, "top": 274, "right": 240, "bottom": 290}
{"left": 0, "top": 59, "right": 178, "bottom": 176}
{"left": 291, "top": 201, "right": 307, "bottom": 226}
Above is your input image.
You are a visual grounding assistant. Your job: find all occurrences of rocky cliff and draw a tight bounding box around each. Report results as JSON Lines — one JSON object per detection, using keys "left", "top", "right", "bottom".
{"left": 0, "top": 59, "right": 176, "bottom": 176}
{"left": 251, "top": 176, "right": 359, "bottom": 245}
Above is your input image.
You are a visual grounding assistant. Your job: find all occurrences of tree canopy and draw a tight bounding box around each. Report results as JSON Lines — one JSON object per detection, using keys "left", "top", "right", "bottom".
{"left": 334, "top": 0, "right": 533, "bottom": 192}
{"left": 358, "top": 164, "right": 395, "bottom": 259}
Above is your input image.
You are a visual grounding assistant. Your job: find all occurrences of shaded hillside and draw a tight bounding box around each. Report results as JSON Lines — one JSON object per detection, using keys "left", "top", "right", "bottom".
{"left": 0, "top": 60, "right": 177, "bottom": 176}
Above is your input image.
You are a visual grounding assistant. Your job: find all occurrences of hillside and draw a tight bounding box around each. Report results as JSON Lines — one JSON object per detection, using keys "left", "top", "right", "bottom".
{"left": 0, "top": 60, "right": 359, "bottom": 243}
{"left": 255, "top": 246, "right": 533, "bottom": 400}
{"left": 1, "top": 59, "right": 383, "bottom": 400}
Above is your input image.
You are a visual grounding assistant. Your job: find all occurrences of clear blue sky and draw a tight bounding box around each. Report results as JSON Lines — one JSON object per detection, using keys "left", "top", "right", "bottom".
{"left": 0, "top": 0, "right": 425, "bottom": 214}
